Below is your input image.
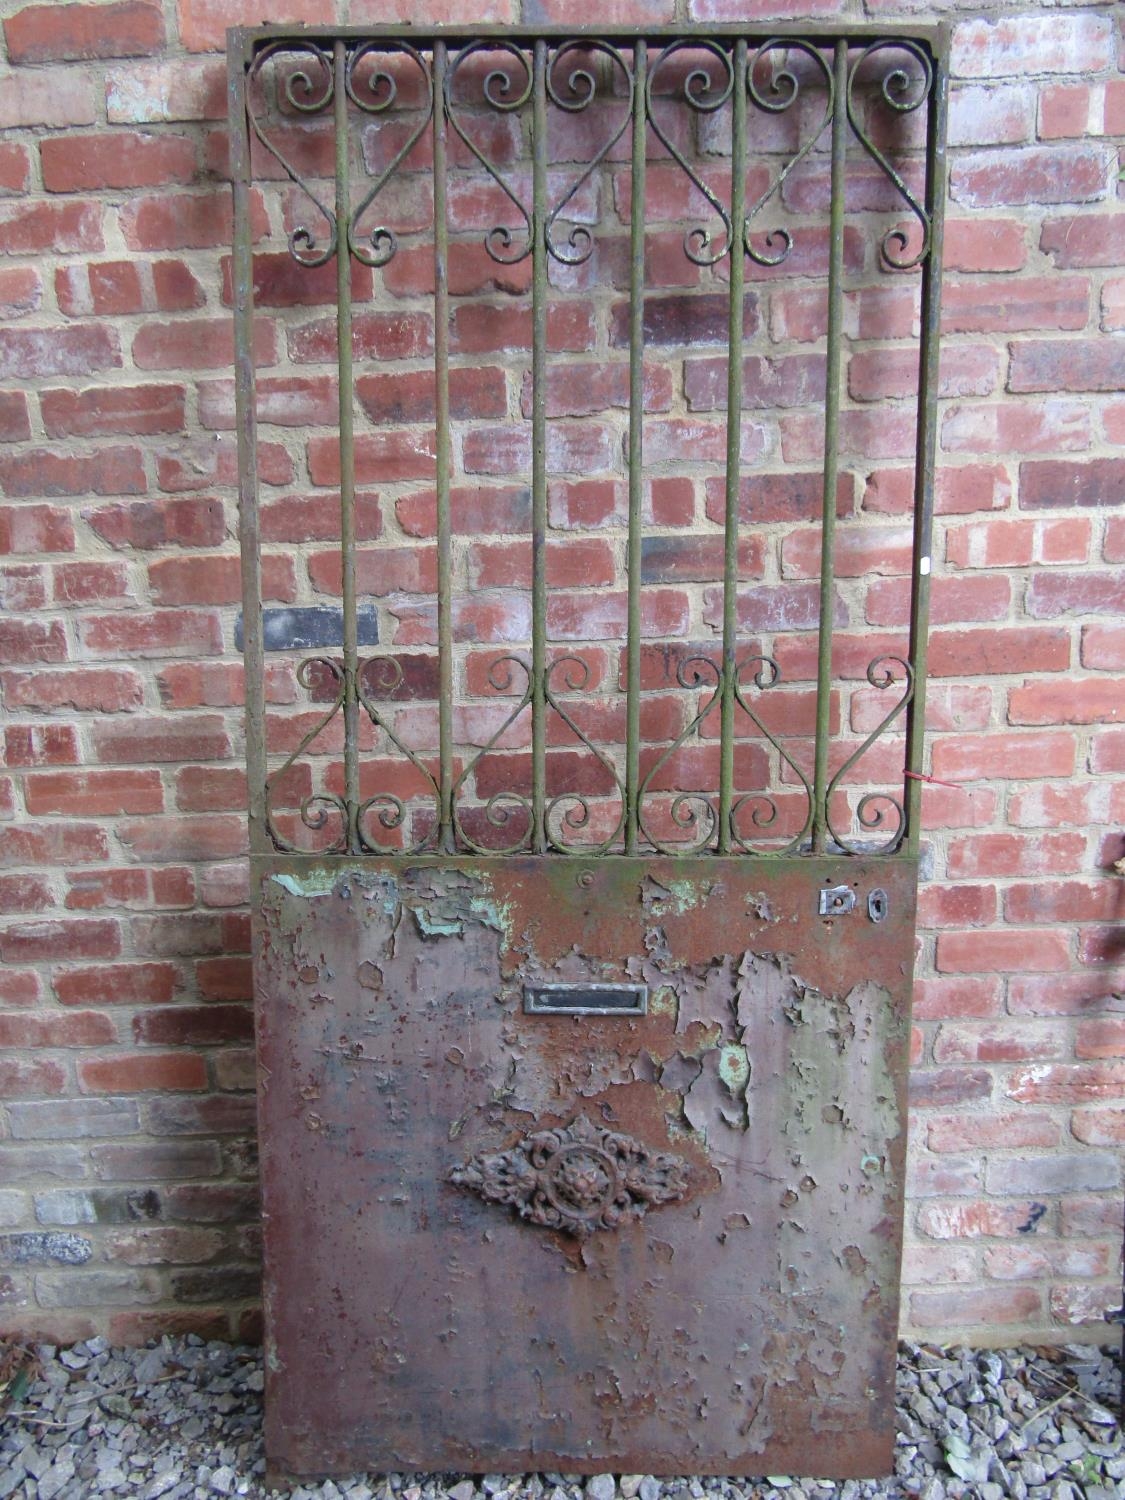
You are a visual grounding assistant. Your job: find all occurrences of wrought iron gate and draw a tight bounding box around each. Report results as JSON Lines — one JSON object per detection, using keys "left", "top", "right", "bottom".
{"left": 231, "top": 20, "right": 946, "bottom": 1482}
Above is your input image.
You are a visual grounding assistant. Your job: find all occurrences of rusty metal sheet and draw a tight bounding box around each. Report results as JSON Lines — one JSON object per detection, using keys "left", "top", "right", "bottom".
{"left": 254, "top": 855, "right": 916, "bottom": 1481}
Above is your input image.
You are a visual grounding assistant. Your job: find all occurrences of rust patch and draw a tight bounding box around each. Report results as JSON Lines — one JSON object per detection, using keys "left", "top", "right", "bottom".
{"left": 255, "top": 855, "right": 916, "bottom": 1480}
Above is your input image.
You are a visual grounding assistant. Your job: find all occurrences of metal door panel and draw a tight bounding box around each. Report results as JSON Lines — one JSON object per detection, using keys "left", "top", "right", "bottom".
{"left": 255, "top": 854, "right": 914, "bottom": 1480}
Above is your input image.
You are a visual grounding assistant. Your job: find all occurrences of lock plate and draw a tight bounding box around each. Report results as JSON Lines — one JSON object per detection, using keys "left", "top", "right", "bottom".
{"left": 818, "top": 884, "right": 857, "bottom": 916}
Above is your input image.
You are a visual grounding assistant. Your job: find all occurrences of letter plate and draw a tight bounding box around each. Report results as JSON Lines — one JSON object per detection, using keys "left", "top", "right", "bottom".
{"left": 524, "top": 983, "right": 648, "bottom": 1016}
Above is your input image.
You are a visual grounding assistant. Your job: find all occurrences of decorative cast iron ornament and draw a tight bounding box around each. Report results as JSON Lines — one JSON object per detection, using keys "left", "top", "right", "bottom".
{"left": 449, "top": 1114, "right": 690, "bottom": 1237}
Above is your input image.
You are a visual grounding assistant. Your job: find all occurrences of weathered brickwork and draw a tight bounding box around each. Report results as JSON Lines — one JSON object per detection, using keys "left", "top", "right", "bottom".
{"left": 0, "top": 0, "right": 1122, "bottom": 1347}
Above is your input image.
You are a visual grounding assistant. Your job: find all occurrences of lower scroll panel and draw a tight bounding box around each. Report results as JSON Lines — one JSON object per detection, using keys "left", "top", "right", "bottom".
{"left": 253, "top": 855, "right": 916, "bottom": 1480}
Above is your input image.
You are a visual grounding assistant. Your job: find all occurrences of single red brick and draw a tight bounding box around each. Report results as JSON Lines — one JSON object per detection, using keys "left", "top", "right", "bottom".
{"left": 0, "top": 873, "right": 53, "bottom": 914}
{"left": 927, "top": 627, "right": 1070, "bottom": 678}
{"left": 119, "top": 187, "right": 268, "bottom": 249}
{"left": 0, "top": 822, "right": 103, "bottom": 870}
{"left": 91, "top": 714, "right": 229, "bottom": 764}
{"left": 116, "top": 815, "right": 247, "bottom": 862}
{"left": 953, "top": 14, "right": 1114, "bottom": 76}
{"left": 0, "top": 1009, "right": 116, "bottom": 1046}
{"left": 0, "top": 269, "right": 41, "bottom": 322}
{"left": 79, "top": 1052, "right": 206, "bottom": 1093}
{"left": 78, "top": 611, "right": 223, "bottom": 660}
{"left": 1021, "top": 457, "right": 1125, "bottom": 513}
{"left": 288, "top": 309, "right": 433, "bottom": 364}
{"left": 86, "top": 497, "right": 226, "bottom": 551}
{"left": 941, "top": 275, "right": 1089, "bottom": 335}
{"left": 0, "top": 504, "right": 75, "bottom": 554}
{"left": 308, "top": 431, "right": 436, "bottom": 487}
{"left": 952, "top": 145, "right": 1113, "bottom": 209}
{"left": 52, "top": 561, "right": 134, "bottom": 606}
{"left": 0, "top": 619, "right": 68, "bottom": 665}
{"left": 195, "top": 956, "right": 252, "bottom": 1002}
{"left": 174, "top": 767, "right": 248, "bottom": 814}
{"left": 932, "top": 1021, "right": 1063, "bottom": 1065}
{"left": 219, "top": 250, "right": 372, "bottom": 308}
{"left": 866, "top": 574, "right": 1010, "bottom": 629}
{"left": 5, "top": 0, "right": 164, "bottom": 62}
{"left": 0, "top": 199, "right": 103, "bottom": 255}
{"left": 850, "top": 344, "right": 998, "bottom": 403}
{"left": 154, "top": 436, "right": 291, "bottom": 492}
{"left": 943, "top": 400, "right": 1090, "bottom": 455}
{"left": 177, "top": 0, "right": 324, "bottom": 51}
{"left": 912, "top": 976, "right": 1003, "bottom": 1021}
{"left": 0, "top": 144, "right": 31, "bottom": 195}
{"left": 1009, "top": 339, "right": 1125, "bottom": 394}
{"left": 55, "top": 961, "right": 176, "bottom": 1006}
{"left": 0, "top": 918, "right": 121, "bottom": 962}
{"left": 132, "top": 1004, "right": 251, "bottom": 1046}
{"left": 0, "top": 1057, "right": 68, "bottom": 1096}
{"left": 936, "top": 929, "right": 1072, "bottom": 975}
{"left": 133, "top": 317, "right": 275, "bottom": 371}
{"left": 41, "top": 131, "right": 196, "bottom": 193}
{"left": 1007, "top": 1061, "right": 1125, "bottom": 1104}
{"left": 928, "top": 1111, "right": 1059, "bottom": 1152}
{"left": 942, "top": 217, "right": 1027, "bottom": 273}
{"left": 909, "top": 1069, "right": 993, "bottom": 1110}
{"left": 2, "top": 724, "right": 78, "bottom": 767}
{"left": 1009, "top": 676, "right": 1123, "bottom": 725}
{"left": 1081, "top": 623, "right": 1125, "bottom": 670}
{"left": 41, "top": 384, "right": 185, "bottom": 439}
{"left": 1071, "top": 1107, "right": 1125, "bottom": 1146}
{"left": 148, "top": 554, "right": 294, "bottom": 606}
{"left": 24, "top": 769, "right": 163, "bottom": 817}
{"left": 1027, "top": 571, "right": 1122, "bottom": 618}
{"left": 947, "top": 831, "right": 1088, "bottom": 880}
{"left": 933, "top": 731, "right": 1076, "bottom": 782}
{"left": 0, "top": 563, "right": 46, "bottom": 610}
{"left": 1041, "top": 213, "right": 1125, "bottom": 268}
{"left": 0, "top": 323, "right": 119, "bottom": 381}
{"left": 0, "top": 446, "right": 145, "bottom": 500}
{"left": 917, "top": 885, "right": 996, "bottom": 930}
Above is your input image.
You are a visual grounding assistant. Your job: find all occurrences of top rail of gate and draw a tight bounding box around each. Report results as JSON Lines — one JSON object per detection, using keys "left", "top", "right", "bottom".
{"left": 230, "top": 23, "right": 948, "bottom": 862}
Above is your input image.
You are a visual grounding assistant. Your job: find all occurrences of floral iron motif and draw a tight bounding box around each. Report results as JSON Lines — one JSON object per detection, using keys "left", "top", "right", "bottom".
{"left": 449, "top": 1113, "right": 689, "bottom": 1238}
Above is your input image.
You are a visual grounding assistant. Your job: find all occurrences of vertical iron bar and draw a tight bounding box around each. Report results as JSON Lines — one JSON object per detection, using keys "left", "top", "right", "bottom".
{"left": 229, "top": 35, "right": 267, "bottom": 854}
{"left": 624, "top": 40, "right": 647, "bottom": 856}
{"left": 717, "top": 38, "right": 747, "bottom": 856}
{"left": 433, "top": 40, "right": 454, "bottom": 852}
{"left": 334, "top": 39, "right": 359, "bottom": 854}
{"left": 903, "top": 34, "right": 948, "bottom": 858}
{"left": 811, "top": 38, "right": 849, "bottom": 855}
{"left": 531, "top": 39, "right": 548, "bottom": 853}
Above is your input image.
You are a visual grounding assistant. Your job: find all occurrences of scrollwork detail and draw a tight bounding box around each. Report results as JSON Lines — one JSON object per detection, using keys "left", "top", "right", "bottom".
{"left": 743, "top": 39, "right": 834, "bottom": 268}
{"left": 544, "top": 41, "right": 634, "bottom": 266}
{"left": 728, "top": 654, "right": 813, "bottom": 854}
{"left": 446, "top": 41, "right": 534, "bottom": 265}
{"left": 646, "top": 41, "right": 734, "bottom": 266}
{"left": 824, "top": 655, "right": 914, "bottom": 856}
{"left": 543, "top": 655, "right": 626, "bottom": 854}
{"left": 355, "top": 655, "right": 440, "bottom": 854}
{"left": 451, "top": 655, "right": 535, "bottom": 855}
{"left": 347, "top": 41, "right": 434, "bottom": 268}
{"left": 846, "top": 39, "right": 934, "bottom": 270}
{"left": 247, "top": 41, "right": 338, "bottom": 268}
{"left": 265, "top": 658, "right": 348, "bottom": 853}
{"left": 636, "top": 655, "right": 722, "bottom": 855}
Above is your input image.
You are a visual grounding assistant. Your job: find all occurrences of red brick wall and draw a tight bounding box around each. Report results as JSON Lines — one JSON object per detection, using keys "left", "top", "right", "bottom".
{"left": 0, "top": 0, "right": 1122, "bottom": 1346}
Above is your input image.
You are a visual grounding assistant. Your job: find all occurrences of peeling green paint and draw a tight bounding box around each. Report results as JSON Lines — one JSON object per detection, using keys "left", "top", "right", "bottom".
{"left": 718, "top": 1043, "right": 750, "bottom": 1094}
{"left": 270, "top": 869, "right": 339, "bottom": 897}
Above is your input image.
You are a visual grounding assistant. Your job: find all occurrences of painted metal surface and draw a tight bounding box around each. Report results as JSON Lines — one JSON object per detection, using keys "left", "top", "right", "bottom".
{"left": 255, "top": 854, "right": 915, "bottom": 1480}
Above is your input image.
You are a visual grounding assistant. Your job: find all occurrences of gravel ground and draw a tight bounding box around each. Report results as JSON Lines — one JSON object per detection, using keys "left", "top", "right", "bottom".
{"left": 0, "top": 1338, "right": 1121, "bottom": 1500}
